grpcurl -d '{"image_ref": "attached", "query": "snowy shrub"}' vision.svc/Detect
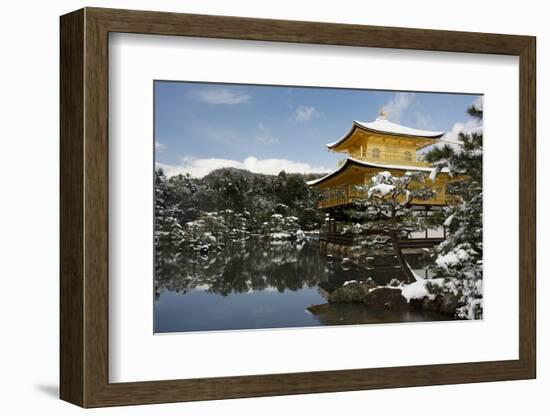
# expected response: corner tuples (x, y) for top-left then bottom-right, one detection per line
(260, 213), (306, 241)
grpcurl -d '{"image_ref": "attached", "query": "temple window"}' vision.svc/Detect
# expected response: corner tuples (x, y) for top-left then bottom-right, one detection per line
(404, 151), (412, 161)
(371, 148), (380, 159)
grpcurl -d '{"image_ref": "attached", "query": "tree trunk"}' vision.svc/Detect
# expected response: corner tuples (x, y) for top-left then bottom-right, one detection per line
(390, 232), (416, 283)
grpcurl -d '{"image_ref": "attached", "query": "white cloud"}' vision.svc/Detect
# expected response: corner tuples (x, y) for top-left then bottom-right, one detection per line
(255, 122), (279, 144)
(421, 117), (483, 154)
(442, 118), (483, 143)
(189, 88), (250, 105)
(156, 156), (329, 178)
(295, 105), (317, 122)
(432, 96), (483, 148)
(382, 93), (415, 122)
(155, 141), (165, 151)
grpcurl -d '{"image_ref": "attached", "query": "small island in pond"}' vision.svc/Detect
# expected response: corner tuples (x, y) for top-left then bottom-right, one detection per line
(154, 81), (483, 333)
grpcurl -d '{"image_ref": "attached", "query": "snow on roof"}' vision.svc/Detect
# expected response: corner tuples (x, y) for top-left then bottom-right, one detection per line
(355, 118), (444, 138)
(306, 157), (449, 186)
(326, 117), (444, 149)
(347, 158), (449, 173)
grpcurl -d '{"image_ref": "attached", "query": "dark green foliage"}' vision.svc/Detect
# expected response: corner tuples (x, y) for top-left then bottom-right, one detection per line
(424, 131), (482, 188)
(423, 105), (483, 319)
(155, 167), (325, 233)
(467, 104), (483, 120)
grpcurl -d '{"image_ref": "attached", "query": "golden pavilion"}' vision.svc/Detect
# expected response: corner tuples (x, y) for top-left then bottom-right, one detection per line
(307, 110), (456, 209)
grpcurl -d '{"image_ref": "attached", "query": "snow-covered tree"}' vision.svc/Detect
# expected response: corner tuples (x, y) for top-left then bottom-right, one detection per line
(219, 209), (249, 236)
(154, 167), (324, 233)
(178, 211), (228, 252)
(154, 169), (168, 233)
(155, 169), (184, 244)
(424, 104), (483, 319)
(260, 213), (305, 241)
(346, 171), (436, 283)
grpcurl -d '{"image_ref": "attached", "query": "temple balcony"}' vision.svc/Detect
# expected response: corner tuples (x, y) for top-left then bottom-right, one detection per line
(318, 190), (458, 209)
(318, 190), (368, 208)
(337, 151), (429, 168)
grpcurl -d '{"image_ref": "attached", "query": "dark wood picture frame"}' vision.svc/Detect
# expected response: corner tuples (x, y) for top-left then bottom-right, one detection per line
(60, 7), (536, 408)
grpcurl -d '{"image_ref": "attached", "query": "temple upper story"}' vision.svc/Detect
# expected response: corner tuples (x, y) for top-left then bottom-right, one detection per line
(326, 110), (444, 168)
(307, 111), (457, 209)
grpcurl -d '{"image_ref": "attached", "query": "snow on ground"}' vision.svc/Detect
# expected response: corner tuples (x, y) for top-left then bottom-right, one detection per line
(399, 278), (445, 302)
(409, 267), (426, 282)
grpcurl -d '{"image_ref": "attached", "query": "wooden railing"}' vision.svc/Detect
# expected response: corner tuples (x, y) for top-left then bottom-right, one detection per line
(340, 151), (430, 167)
(318, 190), (451, 209)
(318, 195), (349, 208)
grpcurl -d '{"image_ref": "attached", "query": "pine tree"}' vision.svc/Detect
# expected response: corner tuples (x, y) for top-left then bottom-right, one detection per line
(346, 171), (436, 283)
(424, 104), (483, 319)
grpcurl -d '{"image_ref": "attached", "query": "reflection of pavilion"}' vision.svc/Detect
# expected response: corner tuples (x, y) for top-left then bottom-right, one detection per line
(317, 251), (432, 296)
(308, 110), (462, 243)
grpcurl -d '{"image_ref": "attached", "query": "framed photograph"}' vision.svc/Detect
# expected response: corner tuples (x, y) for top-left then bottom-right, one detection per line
(60, 7), (536, 407)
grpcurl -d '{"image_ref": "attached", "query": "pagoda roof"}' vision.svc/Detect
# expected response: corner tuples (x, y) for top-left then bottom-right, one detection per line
(326, 117), (444, 150)
(306, 158), (449, 187)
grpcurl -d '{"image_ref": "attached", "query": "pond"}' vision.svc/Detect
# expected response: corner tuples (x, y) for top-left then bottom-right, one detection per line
(154, 238), (451, 333)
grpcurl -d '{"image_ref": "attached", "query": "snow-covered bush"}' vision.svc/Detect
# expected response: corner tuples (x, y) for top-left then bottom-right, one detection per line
(260, 214), (306, 241)
(218, 209), (250, 237)
(179, 212), (227, 252)
(155, 212), (184, 244)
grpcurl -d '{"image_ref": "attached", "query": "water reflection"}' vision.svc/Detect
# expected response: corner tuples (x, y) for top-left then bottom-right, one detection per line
(154, 238), (447, 333)
(155, 240), (328, 297)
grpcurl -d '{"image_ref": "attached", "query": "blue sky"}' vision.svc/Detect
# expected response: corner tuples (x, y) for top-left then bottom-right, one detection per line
(154, 81), (481, 177)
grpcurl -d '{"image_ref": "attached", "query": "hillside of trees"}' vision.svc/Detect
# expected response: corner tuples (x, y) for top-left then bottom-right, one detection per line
(155, 168), (325, 250)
